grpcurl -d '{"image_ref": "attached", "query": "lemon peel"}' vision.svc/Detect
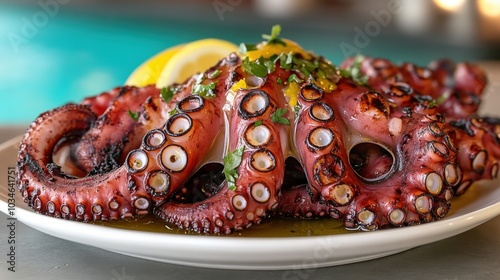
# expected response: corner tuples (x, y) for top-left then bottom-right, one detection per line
(156, 39), (238, 89)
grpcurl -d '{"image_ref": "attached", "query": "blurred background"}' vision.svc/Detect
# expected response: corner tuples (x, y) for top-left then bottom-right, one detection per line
(1, 0), (499, 125)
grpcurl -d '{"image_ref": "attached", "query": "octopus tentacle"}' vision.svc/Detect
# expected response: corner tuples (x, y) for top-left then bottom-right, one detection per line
(430, 60), (488, 120)
(275, 185), (330, 219)
(155, 63), (289, 234)
(126, 93), (224, 208)
(284, 78), (458, 230)
(82, 86), (121, 116)
(16, 104), (137, 220)
(126, 55), (239, 209)
(277, 56), (489, 226)
(70, 85), (160, 174)
(449, 117), (500, 195)
(341, 56), (488, 120)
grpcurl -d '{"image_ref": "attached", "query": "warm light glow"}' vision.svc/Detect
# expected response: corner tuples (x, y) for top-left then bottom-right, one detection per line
(478, 0), (500, 17)
(433, 0), (466, 12)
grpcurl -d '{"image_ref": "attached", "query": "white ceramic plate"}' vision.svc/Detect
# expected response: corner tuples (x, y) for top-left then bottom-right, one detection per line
(1, 135), (500, 270)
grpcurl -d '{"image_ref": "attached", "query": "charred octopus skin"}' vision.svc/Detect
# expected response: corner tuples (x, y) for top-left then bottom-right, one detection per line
(340, 55), (488, 121)
(276, 55), (496, 230)
(16, 31), (499, 234)
(448, 117), (500, 195)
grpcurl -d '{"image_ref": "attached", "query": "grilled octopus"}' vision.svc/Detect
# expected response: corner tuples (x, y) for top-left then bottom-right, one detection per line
(16, 36), (499, 233)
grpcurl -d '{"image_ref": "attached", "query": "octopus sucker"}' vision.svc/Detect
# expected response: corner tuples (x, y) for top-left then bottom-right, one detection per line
(71, 85), (160, 174)
(155, 59), (289, 232)
(16, 29), (500, 234)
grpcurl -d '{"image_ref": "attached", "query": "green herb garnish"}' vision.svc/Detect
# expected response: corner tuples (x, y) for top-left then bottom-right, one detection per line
(277, 77), (283, 84)
(262, 25), (286, 46)
(278, 52), (293, 70)
(223, 146), (245, 191)
(317, 59), (340, 82)
(254, 120), (263, 127)
(192, 82), (216, 97)
(161, 86), (175, 103)
(238, 43), (257, 55)
(192, 74), (216, 97)
(242, 56), (268, 78)
(339, 54), (368, 86)
(271, 108), (290, 125)
(263, 59), (276, 74)
(128, 110), (140, 121)
(208, 69), (221, 79)
(429, 91), (451, 107)
(293, 104), (302, 118)
(288, 73), (303, 84)
(168, 108), (178, 116)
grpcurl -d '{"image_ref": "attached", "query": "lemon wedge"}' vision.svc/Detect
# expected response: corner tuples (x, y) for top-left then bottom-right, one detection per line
(126, 44), (184, 87)
(156, 39), (238, 89)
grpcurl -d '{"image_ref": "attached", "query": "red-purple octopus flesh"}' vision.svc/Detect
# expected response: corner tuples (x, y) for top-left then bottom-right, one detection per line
(16, 37), (499, 234)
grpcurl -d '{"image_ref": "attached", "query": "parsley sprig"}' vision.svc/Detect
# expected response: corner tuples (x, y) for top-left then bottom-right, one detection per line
(262, 25), (286, 46)
(429, 91), (451, 108)
(208, 69), (221, 79)
(293, 104), (302, 118)
(238, 43), (257, 55)
(223, 146), (245, 191)
(242, 56), (269, 78)
(193, 82), (216, 97)
(239, 25), (285, 55)
(271, 108), (290, 125)
(288, 73), (303, 84)
(278, 52), (294, 70)
(339, 54), (369, 86)
(238, 25), (339, 85)
(274, 52), (338, 83)
(192, 74), (217, 98)
(168, 108), (178, 116)
(128, 110), (140, 121)
(161, 86), (175, 103)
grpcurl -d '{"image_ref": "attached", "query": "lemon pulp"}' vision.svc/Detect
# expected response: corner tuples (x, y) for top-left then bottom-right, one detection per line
(126, 45), (184, 87)
(156, 39), (238, 88)
(126, 39), (238, 89)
